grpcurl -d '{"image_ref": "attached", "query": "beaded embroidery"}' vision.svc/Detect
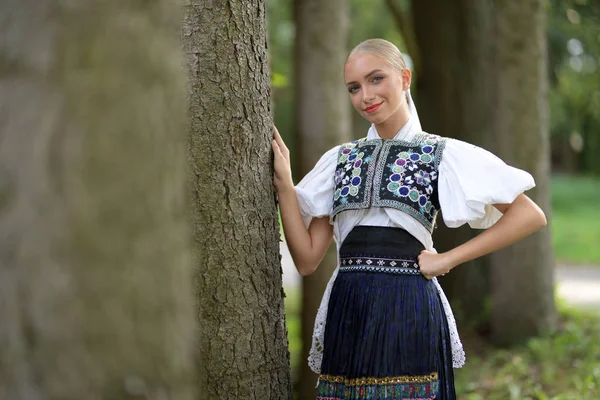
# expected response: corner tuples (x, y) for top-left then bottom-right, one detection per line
(373, 133), (447, 232)
(332, 133), (447, 233)
(332, 138), (383, 215)
(317, 372), (439, 400)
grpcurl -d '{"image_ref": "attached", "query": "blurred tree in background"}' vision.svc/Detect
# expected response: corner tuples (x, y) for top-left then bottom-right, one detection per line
(484, 0), (556, 345)
(293, 0), (351, 396)
(412, 0), (556, 344)
(410, 0), (494, 332)
(0, 1), (196, 398)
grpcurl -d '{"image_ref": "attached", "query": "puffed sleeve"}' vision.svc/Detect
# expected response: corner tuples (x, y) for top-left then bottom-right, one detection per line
(294, 145), (340, 228)
(438, 138), (535, 229)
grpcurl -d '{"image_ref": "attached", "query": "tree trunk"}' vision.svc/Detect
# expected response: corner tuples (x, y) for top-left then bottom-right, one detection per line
(488, 0), (556, 345)
(411, 0), (493, 328)
(182, 1), (292, 399)
(294, 0), (350, 397)
(412, 0), (556, 343)
(0, 2), (195, 399)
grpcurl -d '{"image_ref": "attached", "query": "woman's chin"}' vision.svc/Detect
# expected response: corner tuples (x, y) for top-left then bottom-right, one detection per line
(364, 114), (386, 125)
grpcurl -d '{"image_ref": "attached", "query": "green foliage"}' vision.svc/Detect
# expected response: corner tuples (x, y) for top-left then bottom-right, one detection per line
(455, 304), (600, 399)
(548, 0), (600, 175)
(348, 0), (404, 50)
(267, 0), (295, 153)
(267, 0), (294, 81)
(284, 287), (301, 382)
(551, 175), (600, 264)
(271, 72), (289, 89)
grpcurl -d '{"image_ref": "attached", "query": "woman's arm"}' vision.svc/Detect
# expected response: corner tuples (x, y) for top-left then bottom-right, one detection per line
(272, 127), (333, 276)
(418, 193), (547, 279)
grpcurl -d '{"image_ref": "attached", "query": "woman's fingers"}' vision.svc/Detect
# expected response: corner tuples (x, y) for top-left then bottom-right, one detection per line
(273, 125), (282, 145)
(273, 125), (289, 154)
(272, 140), (287, 166)
(272, 137), (293, 191)
(418, 250), (433, 279)
(272, 139), (283, 158)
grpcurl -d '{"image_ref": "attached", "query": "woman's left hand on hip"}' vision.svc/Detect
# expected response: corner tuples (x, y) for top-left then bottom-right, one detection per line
(417, 250), (454, 280)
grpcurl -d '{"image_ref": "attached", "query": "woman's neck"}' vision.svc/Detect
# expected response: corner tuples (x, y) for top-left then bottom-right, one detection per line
(374, 106), (411, 140)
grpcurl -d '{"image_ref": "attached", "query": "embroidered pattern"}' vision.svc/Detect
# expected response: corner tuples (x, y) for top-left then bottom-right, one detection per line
(340, 265), (421, 276)
(317, 372), (439, 400)
(332, 139), (383, 216)
(331, 133), (447, 233)
(339, 256), (420, 275)
(373, 133), (447, 233)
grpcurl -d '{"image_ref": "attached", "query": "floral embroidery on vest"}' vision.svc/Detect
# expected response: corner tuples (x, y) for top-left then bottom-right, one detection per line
(332, 133), (447, 233)
(332, 138), (383, 213)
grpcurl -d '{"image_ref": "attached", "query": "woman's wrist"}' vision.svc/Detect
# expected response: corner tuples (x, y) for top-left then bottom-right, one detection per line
(443, 250), (461, 271)
(276, 181), (296, 196)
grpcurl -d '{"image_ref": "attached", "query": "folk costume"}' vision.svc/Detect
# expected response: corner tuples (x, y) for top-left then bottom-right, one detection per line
(295, 91), (535, 400)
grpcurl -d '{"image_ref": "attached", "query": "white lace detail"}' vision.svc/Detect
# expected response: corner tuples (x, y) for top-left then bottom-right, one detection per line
(308, 266), (340, 373)
(432, 277), (466, 368)
(307, 269), (465, 373)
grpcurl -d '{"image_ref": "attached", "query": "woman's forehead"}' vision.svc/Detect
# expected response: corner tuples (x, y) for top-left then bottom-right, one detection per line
(344, 53), (391, 79)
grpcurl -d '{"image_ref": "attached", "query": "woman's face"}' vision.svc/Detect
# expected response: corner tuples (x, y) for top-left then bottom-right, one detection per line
(344, 53), (411, 125)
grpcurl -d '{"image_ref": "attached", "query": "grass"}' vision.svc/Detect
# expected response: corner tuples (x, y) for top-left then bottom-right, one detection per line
(285, 288), (600, 398)
(454, 302), (600, 399)
(284, 287), (302, 382)
(551, 175), (600, 265)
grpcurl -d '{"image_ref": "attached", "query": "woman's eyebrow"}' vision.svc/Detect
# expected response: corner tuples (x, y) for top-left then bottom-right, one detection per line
(345, 69), (384, 86)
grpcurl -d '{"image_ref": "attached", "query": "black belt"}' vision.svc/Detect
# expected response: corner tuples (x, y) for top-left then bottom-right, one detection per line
(339, 226), (424, 276)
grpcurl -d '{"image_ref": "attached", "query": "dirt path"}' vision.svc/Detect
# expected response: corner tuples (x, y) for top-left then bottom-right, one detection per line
(555, 264), (600, 309)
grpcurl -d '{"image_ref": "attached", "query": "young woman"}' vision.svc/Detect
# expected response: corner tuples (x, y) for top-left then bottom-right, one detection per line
(272, 38), (547, 400)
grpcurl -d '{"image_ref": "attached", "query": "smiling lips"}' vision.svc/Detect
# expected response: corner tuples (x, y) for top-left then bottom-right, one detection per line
(364, 102), (383, 114)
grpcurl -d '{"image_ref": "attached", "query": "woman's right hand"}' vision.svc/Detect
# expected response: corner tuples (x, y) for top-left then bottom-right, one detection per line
(272, 125), (294, 193)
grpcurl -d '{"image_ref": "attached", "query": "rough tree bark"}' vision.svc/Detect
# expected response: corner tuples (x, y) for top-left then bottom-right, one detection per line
(182, 1), (292, 399)
(0, 1), (195, 399)
(294, 0), (350, 397)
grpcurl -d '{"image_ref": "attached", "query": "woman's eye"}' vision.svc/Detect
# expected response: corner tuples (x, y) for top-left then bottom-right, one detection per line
(348, 85), (359, 93)
(372, 76), (383, 83)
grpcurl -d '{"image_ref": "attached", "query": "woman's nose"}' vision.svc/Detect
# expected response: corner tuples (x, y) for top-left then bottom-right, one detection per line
(362, 87), (374, 103)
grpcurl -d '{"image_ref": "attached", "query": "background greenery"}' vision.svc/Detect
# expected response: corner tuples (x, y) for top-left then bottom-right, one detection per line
(551, 176), (600, 265)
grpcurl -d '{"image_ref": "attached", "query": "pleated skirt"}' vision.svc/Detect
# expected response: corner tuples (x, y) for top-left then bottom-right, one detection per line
(316, 226), (456, 400)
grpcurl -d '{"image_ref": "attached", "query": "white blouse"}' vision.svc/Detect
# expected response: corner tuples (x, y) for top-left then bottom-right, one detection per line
(295, 120), (536, 374)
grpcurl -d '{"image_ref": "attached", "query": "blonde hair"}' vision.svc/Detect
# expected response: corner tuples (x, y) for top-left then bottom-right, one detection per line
(347, 38), (407, 72)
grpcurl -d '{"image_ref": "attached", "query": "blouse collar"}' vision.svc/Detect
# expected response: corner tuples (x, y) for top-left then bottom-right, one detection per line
(366, 115), (419, 142)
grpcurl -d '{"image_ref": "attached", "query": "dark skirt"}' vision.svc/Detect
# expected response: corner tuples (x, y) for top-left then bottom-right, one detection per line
(317, 226), (456, 400)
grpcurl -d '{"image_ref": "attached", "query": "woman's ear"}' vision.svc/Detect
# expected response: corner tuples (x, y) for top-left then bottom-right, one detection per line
(401, 69), (412, 91)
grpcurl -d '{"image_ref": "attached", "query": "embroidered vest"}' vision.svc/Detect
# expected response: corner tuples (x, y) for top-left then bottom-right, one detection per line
(332, 132), (448, 233)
